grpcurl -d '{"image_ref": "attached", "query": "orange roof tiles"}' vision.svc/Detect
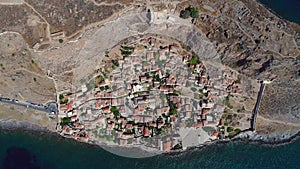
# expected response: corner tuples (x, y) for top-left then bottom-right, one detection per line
(67, 103), (72, 112)
(163, 141), (171, 152)
(143, 126), (150, 137)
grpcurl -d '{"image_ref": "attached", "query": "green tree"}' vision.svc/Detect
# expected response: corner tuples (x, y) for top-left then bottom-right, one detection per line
(234, 128), (241, 134)
(227, 126), (234, 133)
(112, 60), (119, 67)
(111, 106), (120, 118)
(95, 75), (105, 85)
(181, 10), (191, 19)
(189, 55), (199, 65)
(59, 94), (64, 100)
(169, 109), (178, 115)
(60, 117), (71, 126)
(190, 7), (199, 18)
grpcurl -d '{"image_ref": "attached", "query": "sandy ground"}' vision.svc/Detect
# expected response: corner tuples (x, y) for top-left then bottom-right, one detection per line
(256, 116), (300, 135)
(0, 103), (57, 131)
(0, 33), (56, 103)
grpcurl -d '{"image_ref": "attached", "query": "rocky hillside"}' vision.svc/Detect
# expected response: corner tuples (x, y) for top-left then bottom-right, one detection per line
(174, 0), (300, 129)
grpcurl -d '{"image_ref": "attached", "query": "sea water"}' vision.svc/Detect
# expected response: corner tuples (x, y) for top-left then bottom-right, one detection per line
(258, 0), (300, 24)
(0, 131), (299, 169)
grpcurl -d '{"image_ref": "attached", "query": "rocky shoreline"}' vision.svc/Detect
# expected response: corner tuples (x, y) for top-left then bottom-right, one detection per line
(0, 120), (49, 132)
(1, 120), (299, 158)
(232, 129), (300, 146)
(167, 129), (300, 156)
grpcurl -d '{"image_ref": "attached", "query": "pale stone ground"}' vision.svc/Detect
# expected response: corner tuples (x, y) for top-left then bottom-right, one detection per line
(0, 0), (23, 5)
(179, 127), (210, 149)
(31, 11), (218, 92)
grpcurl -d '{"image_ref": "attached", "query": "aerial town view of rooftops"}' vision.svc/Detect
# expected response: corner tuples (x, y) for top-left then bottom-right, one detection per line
(57, 35), (251, 152)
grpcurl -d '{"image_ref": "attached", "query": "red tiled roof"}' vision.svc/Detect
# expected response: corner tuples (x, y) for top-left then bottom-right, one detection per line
(163, 141), (171, 152)
(143, 126), (150, 137)
(67, 103), (72, 111)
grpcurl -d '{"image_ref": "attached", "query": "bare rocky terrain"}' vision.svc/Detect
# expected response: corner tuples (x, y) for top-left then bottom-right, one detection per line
(0, 0), (299, 136)
(0, 4), (48, 47)
(0, 33), (56, 103)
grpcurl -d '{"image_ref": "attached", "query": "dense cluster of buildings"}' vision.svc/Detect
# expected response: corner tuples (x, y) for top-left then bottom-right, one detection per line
(57, 36), (243, 152)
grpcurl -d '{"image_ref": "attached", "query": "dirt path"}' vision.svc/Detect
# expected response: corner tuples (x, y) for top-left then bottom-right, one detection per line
(257, 116), (300, 127)
(23, 1), (51, 42)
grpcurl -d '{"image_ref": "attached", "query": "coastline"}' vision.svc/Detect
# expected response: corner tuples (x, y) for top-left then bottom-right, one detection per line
(0, 120), (162, 158)
(1, 120), (299, 158)
(166, 129), (300, 156)
(255, 0), (299, 25)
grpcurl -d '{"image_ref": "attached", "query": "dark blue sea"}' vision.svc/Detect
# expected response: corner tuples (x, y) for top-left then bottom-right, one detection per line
(258, 0), (300, 24)
(0, 131), (299, 169)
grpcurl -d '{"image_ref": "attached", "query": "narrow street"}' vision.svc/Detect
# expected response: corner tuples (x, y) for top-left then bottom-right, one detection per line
(0, 97), (57, 114)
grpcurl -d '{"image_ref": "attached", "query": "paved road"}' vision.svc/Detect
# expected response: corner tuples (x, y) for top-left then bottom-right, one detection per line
(250, 83), (266, 131)
(0, 97), (58, 113)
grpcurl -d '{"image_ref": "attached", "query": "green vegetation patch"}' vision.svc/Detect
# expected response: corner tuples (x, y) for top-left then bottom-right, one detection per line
(95, 75), (105, 84)
(188, 55), (200, 65)
(234, 128), (241, 134)
(156, 128), (165, 135)
(112, 60), (119, 67)
(173, 90), (180, 96)
(227, 126), (234, 133)
(121, 45), (134, 57)
(111, 106), (120, 118)
(86, 79), (96, 91)
(60, 117), (71, 126)
(169, 109), (178, 115)
(223, 94), (233, 109)
(59, 94), (69, 104)
(180, 6), (199, 19)
(168, 100), (178, 116)
(100, 85), (109, 91)
(172, 143), (183, 150)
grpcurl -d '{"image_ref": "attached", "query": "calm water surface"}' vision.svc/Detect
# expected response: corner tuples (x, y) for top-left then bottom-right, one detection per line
(258, 0), (300, 24)
(0, 131), (299, 169)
